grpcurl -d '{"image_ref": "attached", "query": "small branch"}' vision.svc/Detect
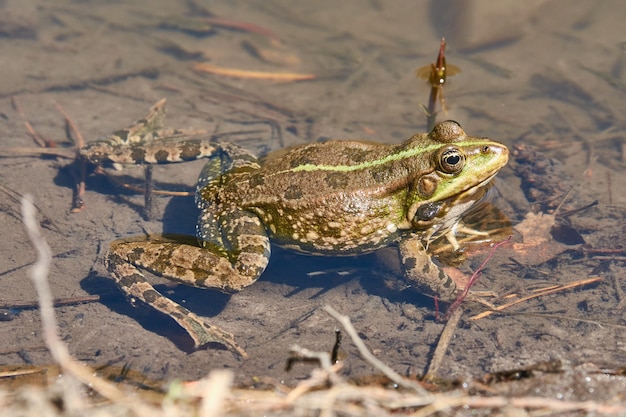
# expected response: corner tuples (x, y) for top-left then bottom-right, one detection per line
(11, 96), (49, 148)
(424, 307), (462, 379)
(0, 147), (76, 159)
(445, 235), (512, 319)
(54, 101), (85, 149)
(0, 295), (101, 312)
(471, 276), (602, 320)
(21, 194), (156, 414)
(323, 305), (429, 395)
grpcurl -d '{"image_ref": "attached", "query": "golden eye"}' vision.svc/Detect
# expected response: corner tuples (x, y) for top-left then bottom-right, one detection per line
(437, 147), (465, 174)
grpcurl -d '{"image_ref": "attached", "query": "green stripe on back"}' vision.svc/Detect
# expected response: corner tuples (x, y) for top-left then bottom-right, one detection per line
(289, 140), (494, 173)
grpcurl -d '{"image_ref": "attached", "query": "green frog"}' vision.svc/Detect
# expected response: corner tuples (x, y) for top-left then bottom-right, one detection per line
(82, 100), (509, 357)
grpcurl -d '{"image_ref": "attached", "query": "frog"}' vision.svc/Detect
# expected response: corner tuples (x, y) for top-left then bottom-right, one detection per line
(81, 100), (509, 357)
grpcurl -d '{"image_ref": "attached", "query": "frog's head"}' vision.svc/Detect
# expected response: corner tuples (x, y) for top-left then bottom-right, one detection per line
(405, 120), (509, 232)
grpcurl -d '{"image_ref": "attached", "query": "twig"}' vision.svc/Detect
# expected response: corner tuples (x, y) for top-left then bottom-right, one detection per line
(0, 147), (75, 159)
(21, 194), (157, 414)
(51, 102), (88, 212)
(285, 346), (344, 403)
(424, 307), (462, 379)
(54, 102), (85, 149)
(445, 236), (512, 319)
(189, 369), (234, 417)
(471, 276), (602, 320)
(286, 345), (336, 374)
(194, 62), (315, 81)
(0, 295), (101, 311)
(11, 96), (49, 148)
(411, 394), (626, 417)
(323, 305), (429, 395)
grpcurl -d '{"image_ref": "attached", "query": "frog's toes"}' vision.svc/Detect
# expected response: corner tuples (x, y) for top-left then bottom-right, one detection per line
(181, 311), (248, 358)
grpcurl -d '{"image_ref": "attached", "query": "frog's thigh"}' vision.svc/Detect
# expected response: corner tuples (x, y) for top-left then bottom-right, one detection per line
(109, 239), (268, 292)
(398, 235), (457, 301)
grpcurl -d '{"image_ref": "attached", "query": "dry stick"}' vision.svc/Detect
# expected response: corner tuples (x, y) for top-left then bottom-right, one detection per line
(425, 238), (511, 376)
(194, 369), (234, 417)
(54, 102), (85, 149)
(500, 311), (626, 329)
(424, 307), (462, 379)
(21, 194), (156, 415)
(323, 305), (430, 396)
(0, 147), (76, 159)
(285, 349), (344, 404)
(470, 277), (602, 320)
(53, 102), (89, 212)
(94, 166), (193, 197)
(194, 62), (315, 81)
(0, 295), (101, 311)
(445, 236), (512, 320)
(411, 394), (626, 417)
(11, 96), (48, 148)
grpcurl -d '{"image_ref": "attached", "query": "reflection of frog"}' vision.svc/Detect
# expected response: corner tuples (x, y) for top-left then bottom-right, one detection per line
(82, 101), (508, 356)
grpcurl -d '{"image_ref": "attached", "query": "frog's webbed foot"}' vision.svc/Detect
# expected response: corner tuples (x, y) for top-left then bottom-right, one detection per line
(149, 286), (247, 357)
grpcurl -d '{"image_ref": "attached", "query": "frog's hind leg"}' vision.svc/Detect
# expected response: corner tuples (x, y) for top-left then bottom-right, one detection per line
(106, 210), (270, 356)
(105, 235), (269, 357)
(106, 247), (246, 357)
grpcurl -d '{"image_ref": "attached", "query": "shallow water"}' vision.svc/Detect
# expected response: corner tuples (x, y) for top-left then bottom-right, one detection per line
(0, 0), (625, 386)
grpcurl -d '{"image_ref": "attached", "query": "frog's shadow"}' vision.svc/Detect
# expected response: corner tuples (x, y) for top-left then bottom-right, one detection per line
(264, 248), (431, 307)
(82, 196), (430, 352)
(54, 163), (198, 220)
(82, 258), (427, 354)
(160, 195), (425, 308)
(161, 195), (198, 235)
(80, 195), (220, 353)
(81, 272), (233, 353)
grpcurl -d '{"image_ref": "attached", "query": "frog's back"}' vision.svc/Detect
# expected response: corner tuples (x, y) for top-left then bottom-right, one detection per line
(260, 139), (384, 169)
(242, 139), (422, 204)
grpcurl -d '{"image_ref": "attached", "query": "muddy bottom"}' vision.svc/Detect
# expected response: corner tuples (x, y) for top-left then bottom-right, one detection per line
(1, 0), (626, 411)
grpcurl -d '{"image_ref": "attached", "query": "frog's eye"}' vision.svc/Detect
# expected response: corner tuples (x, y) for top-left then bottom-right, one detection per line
(437, 147), (465, 174)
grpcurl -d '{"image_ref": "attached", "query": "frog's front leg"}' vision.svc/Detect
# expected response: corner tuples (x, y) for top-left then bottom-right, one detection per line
(105, 213), (270, 357)
(398, 234), (458, 301)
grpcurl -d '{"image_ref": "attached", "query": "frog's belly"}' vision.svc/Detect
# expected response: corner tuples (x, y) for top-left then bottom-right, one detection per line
(268, 216), (402, 256)
(249, 194), (406, 255)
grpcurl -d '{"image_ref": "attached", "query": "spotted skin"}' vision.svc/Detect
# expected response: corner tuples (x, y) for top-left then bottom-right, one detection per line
(80, 99), (217, 166)
(95, 101), (509, 356)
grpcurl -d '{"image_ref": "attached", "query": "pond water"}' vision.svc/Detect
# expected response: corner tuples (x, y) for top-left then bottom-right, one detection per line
(0, 0), (625, 387)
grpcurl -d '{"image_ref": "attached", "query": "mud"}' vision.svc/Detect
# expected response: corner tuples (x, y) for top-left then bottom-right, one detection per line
(1, 0), (625, 405)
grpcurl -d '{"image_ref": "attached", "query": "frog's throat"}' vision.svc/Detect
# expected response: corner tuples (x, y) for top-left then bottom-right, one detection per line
(404, 174), (496, 227)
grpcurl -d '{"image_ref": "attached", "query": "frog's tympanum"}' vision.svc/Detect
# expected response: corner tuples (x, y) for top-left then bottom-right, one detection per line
(81, 100), (509, 356)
